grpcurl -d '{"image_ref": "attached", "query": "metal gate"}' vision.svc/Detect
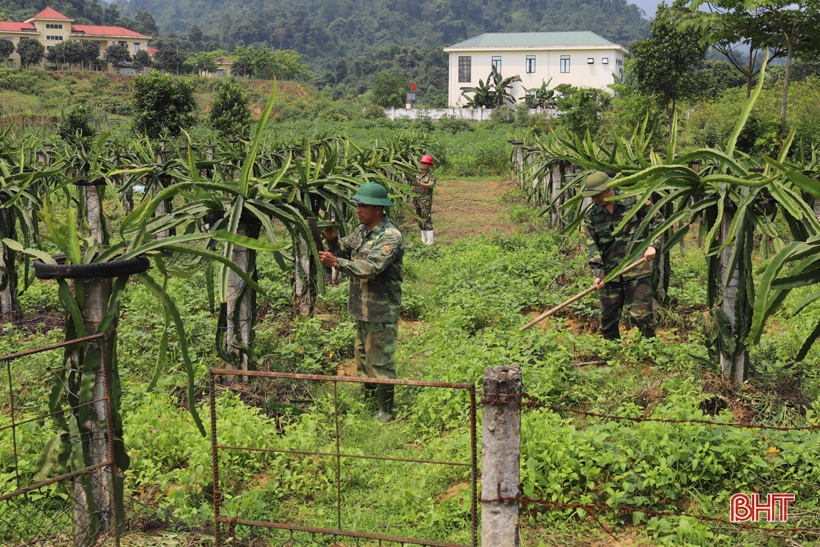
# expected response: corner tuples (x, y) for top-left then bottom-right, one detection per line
(209, 368), (478, 547)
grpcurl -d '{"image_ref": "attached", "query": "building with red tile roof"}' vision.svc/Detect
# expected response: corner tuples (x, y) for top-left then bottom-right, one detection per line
(0, 6), (152, 74)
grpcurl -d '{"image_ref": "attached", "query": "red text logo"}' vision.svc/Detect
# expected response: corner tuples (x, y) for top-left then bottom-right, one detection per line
(730, 493), (795, 522)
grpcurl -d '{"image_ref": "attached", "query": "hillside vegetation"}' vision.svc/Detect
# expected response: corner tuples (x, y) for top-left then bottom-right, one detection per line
(118, 0), (650, 71)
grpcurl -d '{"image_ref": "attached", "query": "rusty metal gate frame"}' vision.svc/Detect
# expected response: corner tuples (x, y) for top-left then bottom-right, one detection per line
(209, 368), (478, 547)
(0, 333), (118, 544)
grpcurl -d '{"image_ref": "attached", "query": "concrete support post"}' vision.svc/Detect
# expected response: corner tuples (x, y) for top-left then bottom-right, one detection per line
(482, 366), (521, 547)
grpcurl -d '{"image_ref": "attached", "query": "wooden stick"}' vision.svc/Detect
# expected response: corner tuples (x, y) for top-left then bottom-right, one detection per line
(519, 258), (648, 331)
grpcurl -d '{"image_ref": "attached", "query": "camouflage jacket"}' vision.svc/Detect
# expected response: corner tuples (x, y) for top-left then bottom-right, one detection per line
(583, 193), (663, 280)
(328, 217), (404, 323)
(414, 171), (436, 200)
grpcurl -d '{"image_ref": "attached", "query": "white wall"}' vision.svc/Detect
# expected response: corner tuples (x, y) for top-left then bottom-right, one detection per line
(447, 47), (625, 107)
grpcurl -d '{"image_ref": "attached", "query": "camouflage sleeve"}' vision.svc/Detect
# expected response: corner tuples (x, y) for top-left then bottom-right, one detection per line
(336, 233), (401, 280)
(327, 234), (353, 260)
(583, 216), (605, 279)
(429, 173), (437, 188)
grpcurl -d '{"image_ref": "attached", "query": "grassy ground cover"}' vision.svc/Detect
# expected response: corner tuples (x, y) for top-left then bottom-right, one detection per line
(2, 178), (820, 547)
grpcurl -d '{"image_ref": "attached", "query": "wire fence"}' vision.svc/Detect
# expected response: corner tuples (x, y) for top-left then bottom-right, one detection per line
(0, 333), (119, 547)
(209, 368), (479, 547)
(482, 389), (820, 542)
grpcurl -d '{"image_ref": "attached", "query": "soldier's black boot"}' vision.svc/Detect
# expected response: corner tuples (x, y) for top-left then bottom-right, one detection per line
(641, 327), (656, 338)
(375, 385), (395, 423)
(602, 327), (621, 340)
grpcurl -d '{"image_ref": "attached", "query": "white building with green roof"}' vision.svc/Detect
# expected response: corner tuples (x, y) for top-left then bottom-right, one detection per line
(443, 31), (629, 107)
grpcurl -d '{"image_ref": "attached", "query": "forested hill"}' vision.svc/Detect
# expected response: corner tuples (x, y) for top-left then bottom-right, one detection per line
(118, 0), (651, 71)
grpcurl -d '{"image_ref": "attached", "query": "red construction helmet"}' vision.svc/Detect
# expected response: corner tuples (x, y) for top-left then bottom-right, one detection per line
(420, 154), (434, 164)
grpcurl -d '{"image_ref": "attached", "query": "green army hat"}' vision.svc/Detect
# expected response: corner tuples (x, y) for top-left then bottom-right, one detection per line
(581, 171), (613, 197)
(350, 183), (394, 207)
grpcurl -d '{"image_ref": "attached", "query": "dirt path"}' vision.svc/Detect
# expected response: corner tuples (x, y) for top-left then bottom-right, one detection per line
(429, 177), (520, 244)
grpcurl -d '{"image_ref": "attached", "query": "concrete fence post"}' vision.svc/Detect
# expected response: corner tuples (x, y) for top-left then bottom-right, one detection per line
(482, 366), (521, 547)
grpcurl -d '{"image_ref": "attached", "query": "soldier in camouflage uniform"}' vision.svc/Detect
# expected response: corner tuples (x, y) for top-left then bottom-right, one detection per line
(414, 155), (436, 245)
(319, 183), (404, 422)
(582, 171), (663, 340)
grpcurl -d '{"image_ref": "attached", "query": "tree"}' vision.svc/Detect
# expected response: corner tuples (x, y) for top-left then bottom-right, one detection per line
(701, 59), (748, 98)
(755, 1), (820, 135)
(102, 3), (120, 25)
(78, 41), (100, 70)
(0, 38), (14, 62)
(131, 70), (197, 138)
(210, 79), (251, 138)
(45, 41), (85, 70)
(271, 49), (311, 81)
(183, 50), (226, 75)
(16, 37), (44, 68)
(669, 1), (783, 99)
(132, 49), (152, 72)
(135, 7), (159, 36)
(631, 4), (707, 133)
(153, 49), (184, 74)
(103, 43), (131, 74)
(555, 85), (612, 139)
(188, 24), (203, 46)
(372, 71), (411, 108)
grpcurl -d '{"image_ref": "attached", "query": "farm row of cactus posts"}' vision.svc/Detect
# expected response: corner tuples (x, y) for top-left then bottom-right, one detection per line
(509, 64), (820, 386)
(0, 91), (427, 546)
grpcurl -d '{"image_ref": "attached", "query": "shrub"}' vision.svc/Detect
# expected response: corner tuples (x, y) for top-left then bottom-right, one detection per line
(209, 78), (251, 139)
(372, 72), (411, 108)
(57, 105), (96, 146)
(489, 105), (516, 124)
(131, 70), (197, 138)
(437, 114), (473, 135)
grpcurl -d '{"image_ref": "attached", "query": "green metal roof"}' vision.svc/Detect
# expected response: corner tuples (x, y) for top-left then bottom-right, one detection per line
(447, 31), (616, 49)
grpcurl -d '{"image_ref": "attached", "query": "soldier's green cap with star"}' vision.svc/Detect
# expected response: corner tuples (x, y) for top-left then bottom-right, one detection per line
(581, 171), (614, 197)
(350, 183), (394, 207)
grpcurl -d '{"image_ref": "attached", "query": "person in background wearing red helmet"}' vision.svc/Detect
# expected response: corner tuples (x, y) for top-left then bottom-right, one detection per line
(413, 154), (436, 245)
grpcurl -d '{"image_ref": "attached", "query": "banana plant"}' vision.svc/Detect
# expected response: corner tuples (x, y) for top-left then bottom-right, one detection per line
(522, 78), (557, 109)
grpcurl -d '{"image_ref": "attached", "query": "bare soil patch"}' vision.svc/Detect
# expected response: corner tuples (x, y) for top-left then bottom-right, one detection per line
(430, 178), (520, 243)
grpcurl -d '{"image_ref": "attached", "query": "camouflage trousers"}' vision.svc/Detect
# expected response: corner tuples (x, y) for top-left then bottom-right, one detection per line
(598, 275), (655, 340)
(355, 320), (398, 379)
(414, 196), (433, 230)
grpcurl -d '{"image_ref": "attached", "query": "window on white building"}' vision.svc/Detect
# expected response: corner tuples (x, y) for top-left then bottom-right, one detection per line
(46, 23), (63, 29)
(560, 55), (570, 73)
(587, 58), (594, 64)
(525, 55), (535, 73)
(46, 35), (64, 41)
(492, 56), (501, 73)
(602, 57), (609, 64)
(134, 43), (141, 53)
(458, 56), (471, 83)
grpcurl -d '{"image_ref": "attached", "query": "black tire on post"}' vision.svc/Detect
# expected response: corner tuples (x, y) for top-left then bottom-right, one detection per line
(33, 255), (150, 280)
